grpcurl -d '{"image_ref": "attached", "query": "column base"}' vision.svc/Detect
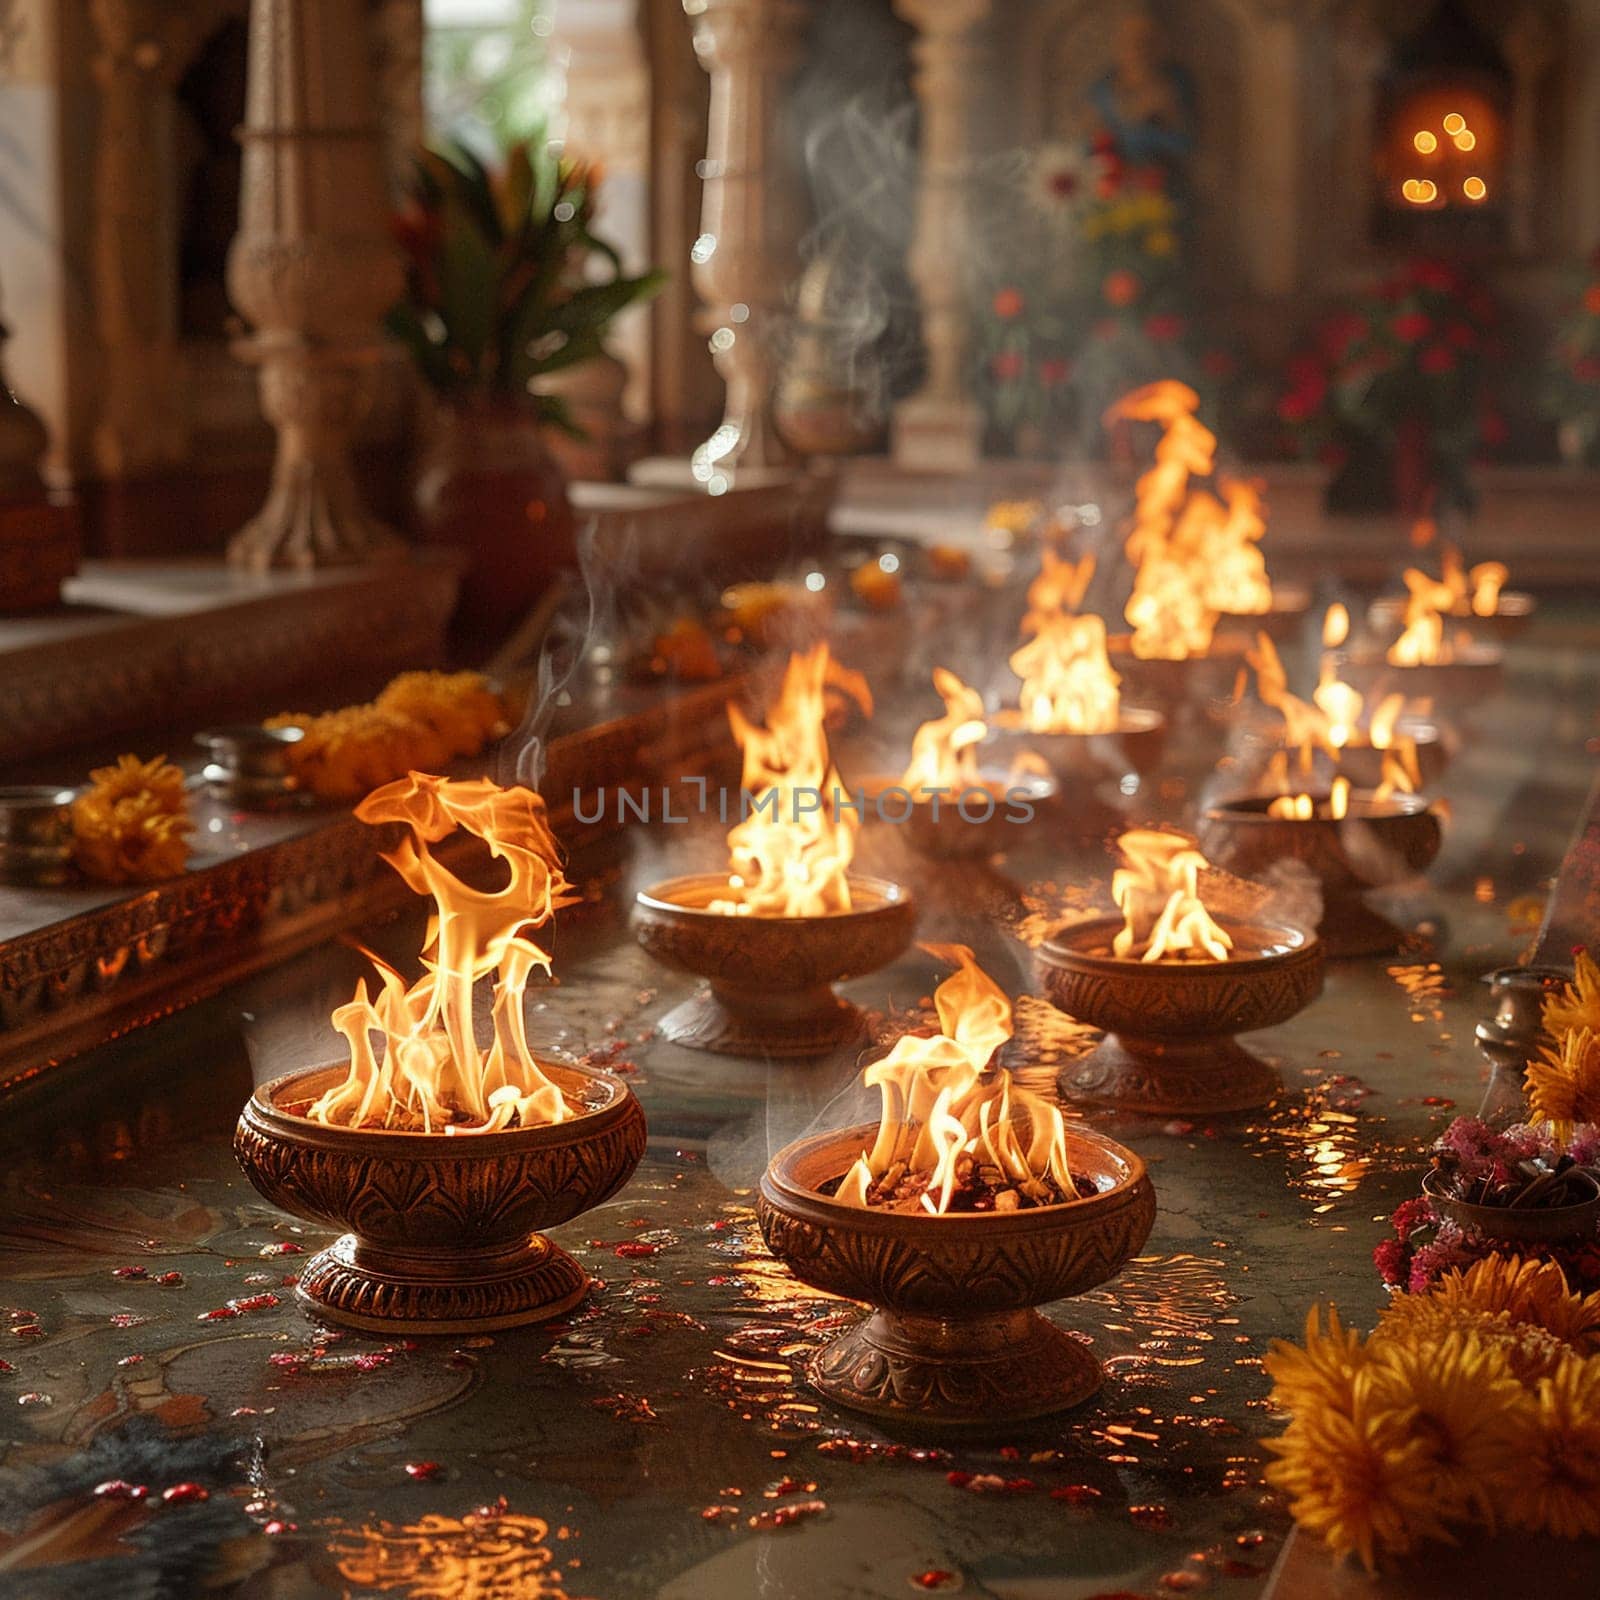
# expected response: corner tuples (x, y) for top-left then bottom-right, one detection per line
(891, 395), (982, 474)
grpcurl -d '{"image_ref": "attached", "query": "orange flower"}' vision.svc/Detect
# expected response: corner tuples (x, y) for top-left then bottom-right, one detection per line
(1584, 283), (1600, 316)
(1103, 270), (1140, 308)
(992, 287), (1025, 320)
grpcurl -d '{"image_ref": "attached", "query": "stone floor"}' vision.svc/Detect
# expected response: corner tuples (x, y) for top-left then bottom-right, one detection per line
(0, 601), (1597, 1598)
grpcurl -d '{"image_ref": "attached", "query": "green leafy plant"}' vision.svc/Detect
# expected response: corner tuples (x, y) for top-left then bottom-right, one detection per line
(388, 140), (664, 433)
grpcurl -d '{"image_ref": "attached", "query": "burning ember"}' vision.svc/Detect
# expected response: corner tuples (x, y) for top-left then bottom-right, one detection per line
(715, 643), (871, 917)
(1111, 829), (1233, 962)
(309, 774), (577, 1134)
(1105, 381), (1273, 659)
(900, 668), (987, 796)
(1010, 555), (1122, 735)
(835, 946), (1094, 1214)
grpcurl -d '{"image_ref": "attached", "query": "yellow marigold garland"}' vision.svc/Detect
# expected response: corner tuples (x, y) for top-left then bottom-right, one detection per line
(72, 754), (193, 884)
(1525, 1025), (1600, 1142)
(1266, 1256), (1600, 1568)
(267, 671), (509, 803)
(1545, 948), (1600, 1039)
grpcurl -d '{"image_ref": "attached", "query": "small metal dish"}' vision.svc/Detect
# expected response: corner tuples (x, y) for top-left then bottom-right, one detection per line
(195, 724), (305, 809)
(0, 785), (78, 887)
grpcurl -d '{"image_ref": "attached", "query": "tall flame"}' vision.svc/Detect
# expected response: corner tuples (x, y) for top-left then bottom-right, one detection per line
(1470, 560), (1508, 618)
(1010, 554), (1121, 735)
(1112, 828), (1233, 963)
(309, 774), (577, 1133)
(901, 668), (987, 795)
(836, 946), (1081, 1214)
(717, 643), (870, 917)
(1106, 381), (1272, 658)
(1387, 566), (1457, 666)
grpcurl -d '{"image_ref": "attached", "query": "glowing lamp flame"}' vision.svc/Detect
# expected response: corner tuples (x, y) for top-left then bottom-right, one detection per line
(1269, 777), (1350, 821)
(1105, 382), (1269, 657)
(836, 945), (1080, 1214)
(1470, 560), (1508, 618)
(1112, 829), (1233, 963)
(716, 643), (870, 917)
(1323, 604), (1350, 649)
(1387, 566), (1457, 666)
(901, 668), (987, 796)
(309, 774), (577, 1133)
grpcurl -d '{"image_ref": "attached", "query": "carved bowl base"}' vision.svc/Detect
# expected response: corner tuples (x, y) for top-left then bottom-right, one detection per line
(807, 1307), (1102, 1429)
(656, 985), (865, 1058)
(1060, 1032), (1280, 1115)
(297, 1232), (589, 1335)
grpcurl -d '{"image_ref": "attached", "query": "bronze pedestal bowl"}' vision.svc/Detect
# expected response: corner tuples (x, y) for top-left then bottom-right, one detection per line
(1107, 633), (1252, 723)
(234, 1061), (646, 1335)
(1199, 791), (1443, 957)
(1215, 582), (1312, 643)
(1368, 591), (1536, 644)
(1330, 717), (1448, 790)
(859, 773), (1057, 860)
(988, 707), (1167, 788)
(1332, 644), (1504, 707)
(631, 872), (916, 1056)
(758, 1123), (1155, 1429)
(1037, 916), (1324, 1114)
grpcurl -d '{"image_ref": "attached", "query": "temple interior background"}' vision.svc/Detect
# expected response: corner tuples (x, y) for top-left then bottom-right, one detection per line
(4, 2), (1600, 1598)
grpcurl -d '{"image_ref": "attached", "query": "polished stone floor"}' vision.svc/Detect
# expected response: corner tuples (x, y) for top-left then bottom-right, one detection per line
(1, 600), (1597, 1599)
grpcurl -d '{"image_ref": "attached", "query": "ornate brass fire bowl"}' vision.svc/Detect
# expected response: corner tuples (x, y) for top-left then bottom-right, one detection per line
(989, 707), (1167, 787)
(1368, 590), (1535, 643)
(1334, 644), (1503, 706)
(861, 773), (1056, 859)
(632, 872), (916, 1057)
(1199, 792), (1442, 957)
(234, 1061), (647, 1334)
(1107, 633), (1251, 719)
(1216, 582), (1312, 642)
(757, 1123), (1155, 1429)
(1036, 915), (1324, 1114)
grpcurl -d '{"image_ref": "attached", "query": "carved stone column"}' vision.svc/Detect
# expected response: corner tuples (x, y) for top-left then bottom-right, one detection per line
(225, 0), (404, 569)
(1503, 7), (1556, 256)
(682, 0), (807, 486)
(88, 0), (199, 477)
(891, 0), (987, 474)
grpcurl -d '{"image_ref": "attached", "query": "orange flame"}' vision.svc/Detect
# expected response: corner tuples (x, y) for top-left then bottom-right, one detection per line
(1106, 382), (1271, 657)
(836, 946), (1080, 1214)
(1387, 566), (1458, 665)
(901, 668), (987, 795)
(716, 643), (870, 917)
(309, 775), (577, 1132)
(1269, 776), (1350, 821)
(1010, 554), (1121, 735)
(1112, 829), (1233, 962)
(1470, 560), (1508, 617)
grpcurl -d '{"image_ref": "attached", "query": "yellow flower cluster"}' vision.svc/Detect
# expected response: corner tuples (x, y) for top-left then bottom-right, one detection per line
(72, 754), (193, 884)
(268, 672), (509, 803)
(1546, 947), (1600, 1039)
(1266, 1256), (1600, 1568)
(1525, 948), (1600, 1138)
(983, 500), (1042, 537)
(1082, 192), (1177, 246)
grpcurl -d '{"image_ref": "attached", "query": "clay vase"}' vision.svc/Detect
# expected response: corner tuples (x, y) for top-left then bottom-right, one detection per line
(414, 397), (579, 660)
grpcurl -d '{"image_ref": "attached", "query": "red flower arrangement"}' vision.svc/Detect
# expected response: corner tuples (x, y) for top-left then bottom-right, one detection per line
(1275, 257), (1505, 511)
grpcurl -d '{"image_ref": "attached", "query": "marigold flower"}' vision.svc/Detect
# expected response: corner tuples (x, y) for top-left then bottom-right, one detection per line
(1265, 1304), (1365, 1418)
(1503, 1355), (1600, 1538)
(1545, 948), (1600, 1039)
(1526, 1026), (1600, 1142)
(72, 755), (192, 884)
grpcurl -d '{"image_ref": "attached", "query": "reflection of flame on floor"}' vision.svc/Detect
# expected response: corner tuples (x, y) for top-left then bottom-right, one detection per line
(326, 1506), (582, 1598)
(1386, 960), (1453, 1026)
(1242, 1077), (1395, 1216)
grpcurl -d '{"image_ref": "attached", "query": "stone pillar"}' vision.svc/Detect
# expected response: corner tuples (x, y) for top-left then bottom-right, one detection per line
(88, 0), (193, 477)
(682, 0), (807, 487)
(891, 0), (987, 474)
(225, 0), (404, 569)
(1504, 7), (1556, 256)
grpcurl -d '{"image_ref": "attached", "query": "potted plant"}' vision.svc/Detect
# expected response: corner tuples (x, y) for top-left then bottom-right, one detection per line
(1543, 250), (1600, 465)
(1274, 258), (1507, 515)
(389, 140), (663, 656)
